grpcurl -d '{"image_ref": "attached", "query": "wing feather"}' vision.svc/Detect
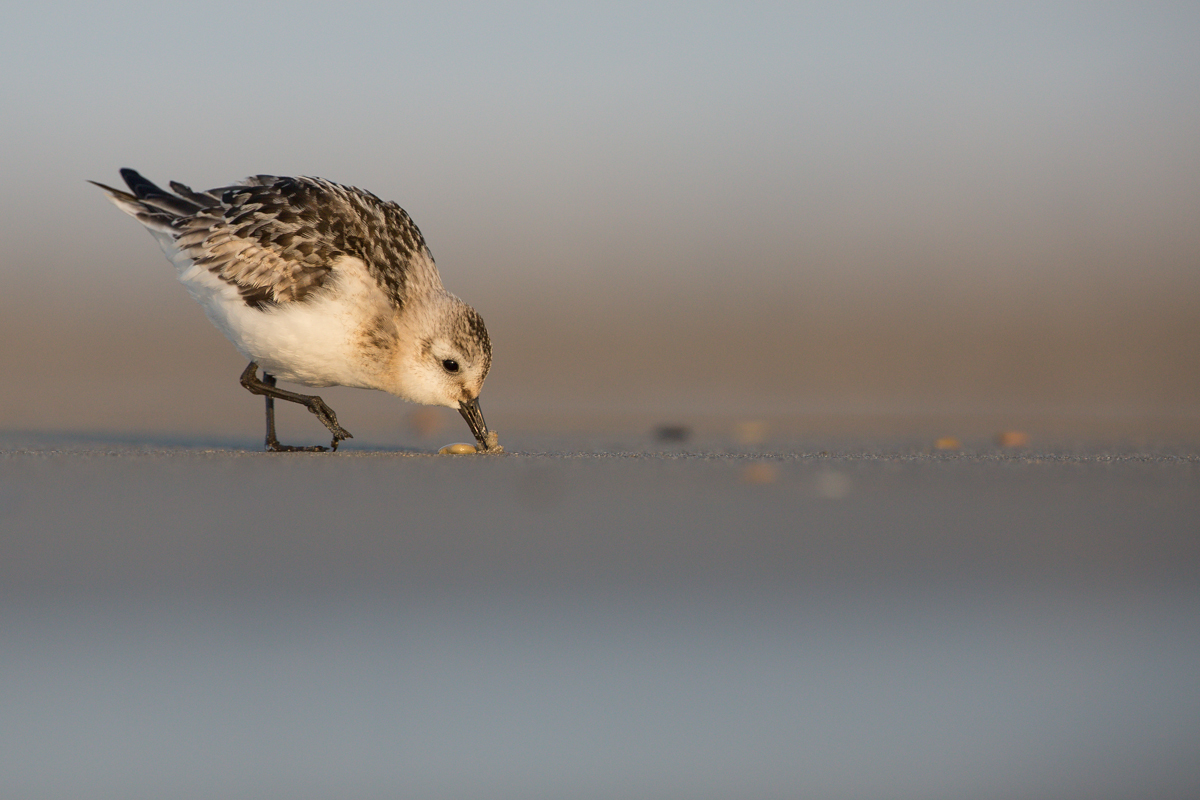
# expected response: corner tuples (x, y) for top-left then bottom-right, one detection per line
(95, 170), (440, 311)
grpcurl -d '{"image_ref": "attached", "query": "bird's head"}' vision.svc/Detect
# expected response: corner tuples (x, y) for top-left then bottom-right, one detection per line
(395, 294), (495, 450)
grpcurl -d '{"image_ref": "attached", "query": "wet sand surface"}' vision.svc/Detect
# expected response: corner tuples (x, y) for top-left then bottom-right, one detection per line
(3, 430), (1198, 799)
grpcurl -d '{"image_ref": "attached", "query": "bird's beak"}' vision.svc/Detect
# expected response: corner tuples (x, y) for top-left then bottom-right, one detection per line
(458, 396), (491, 450)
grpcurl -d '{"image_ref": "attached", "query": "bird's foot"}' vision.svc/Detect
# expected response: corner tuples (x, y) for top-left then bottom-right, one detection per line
(266, 437), (329, 453)
(304, 397), (353, 450)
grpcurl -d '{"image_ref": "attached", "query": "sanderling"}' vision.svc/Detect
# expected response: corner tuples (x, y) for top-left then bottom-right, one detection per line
(92, 169), (499, 453)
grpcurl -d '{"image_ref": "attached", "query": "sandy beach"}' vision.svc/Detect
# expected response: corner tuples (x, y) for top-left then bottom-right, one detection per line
(3, 429), (1198, 799)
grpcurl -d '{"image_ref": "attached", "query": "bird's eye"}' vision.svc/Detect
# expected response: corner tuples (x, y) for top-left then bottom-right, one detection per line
(442, 359), (459, 373)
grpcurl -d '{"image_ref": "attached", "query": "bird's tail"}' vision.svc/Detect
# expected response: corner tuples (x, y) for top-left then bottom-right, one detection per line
(89, 168), (221, 234)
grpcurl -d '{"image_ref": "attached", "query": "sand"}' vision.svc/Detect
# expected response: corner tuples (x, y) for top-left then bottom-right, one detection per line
(2, 429), (1198, 799)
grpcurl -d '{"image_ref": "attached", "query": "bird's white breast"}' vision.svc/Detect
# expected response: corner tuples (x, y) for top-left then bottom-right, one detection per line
(157, 231), (395, 390)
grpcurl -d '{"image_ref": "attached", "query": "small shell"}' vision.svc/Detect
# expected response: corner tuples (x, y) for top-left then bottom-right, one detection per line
(733, 420), (769, 446)
(438, 442), (478, 455)
(995, 430), (1030, 448)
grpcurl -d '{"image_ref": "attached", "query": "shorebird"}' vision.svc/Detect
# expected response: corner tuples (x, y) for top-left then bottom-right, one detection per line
(92, 169), (499, 453)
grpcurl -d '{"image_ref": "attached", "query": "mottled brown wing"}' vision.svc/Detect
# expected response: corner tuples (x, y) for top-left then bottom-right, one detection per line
(173, 176), (435, 310)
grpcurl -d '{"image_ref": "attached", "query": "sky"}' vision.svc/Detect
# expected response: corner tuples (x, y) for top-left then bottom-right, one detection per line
(2, 2), (1199, 426)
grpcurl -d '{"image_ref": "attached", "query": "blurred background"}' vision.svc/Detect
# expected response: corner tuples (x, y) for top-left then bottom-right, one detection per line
(3, 4), (1199, 800)
(1, 1), (1198, 439)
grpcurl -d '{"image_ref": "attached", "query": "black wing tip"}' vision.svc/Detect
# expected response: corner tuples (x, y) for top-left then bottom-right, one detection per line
(109, 168), (207, 216)
(119, 168), (161, 198)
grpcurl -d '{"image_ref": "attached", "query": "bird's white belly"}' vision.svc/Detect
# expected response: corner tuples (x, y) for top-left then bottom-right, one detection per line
(167, 243), (390, 389)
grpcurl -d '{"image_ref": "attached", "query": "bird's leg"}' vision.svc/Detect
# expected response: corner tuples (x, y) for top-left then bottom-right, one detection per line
(238, 361), (353, 452)
(262, 373), (284, 451)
